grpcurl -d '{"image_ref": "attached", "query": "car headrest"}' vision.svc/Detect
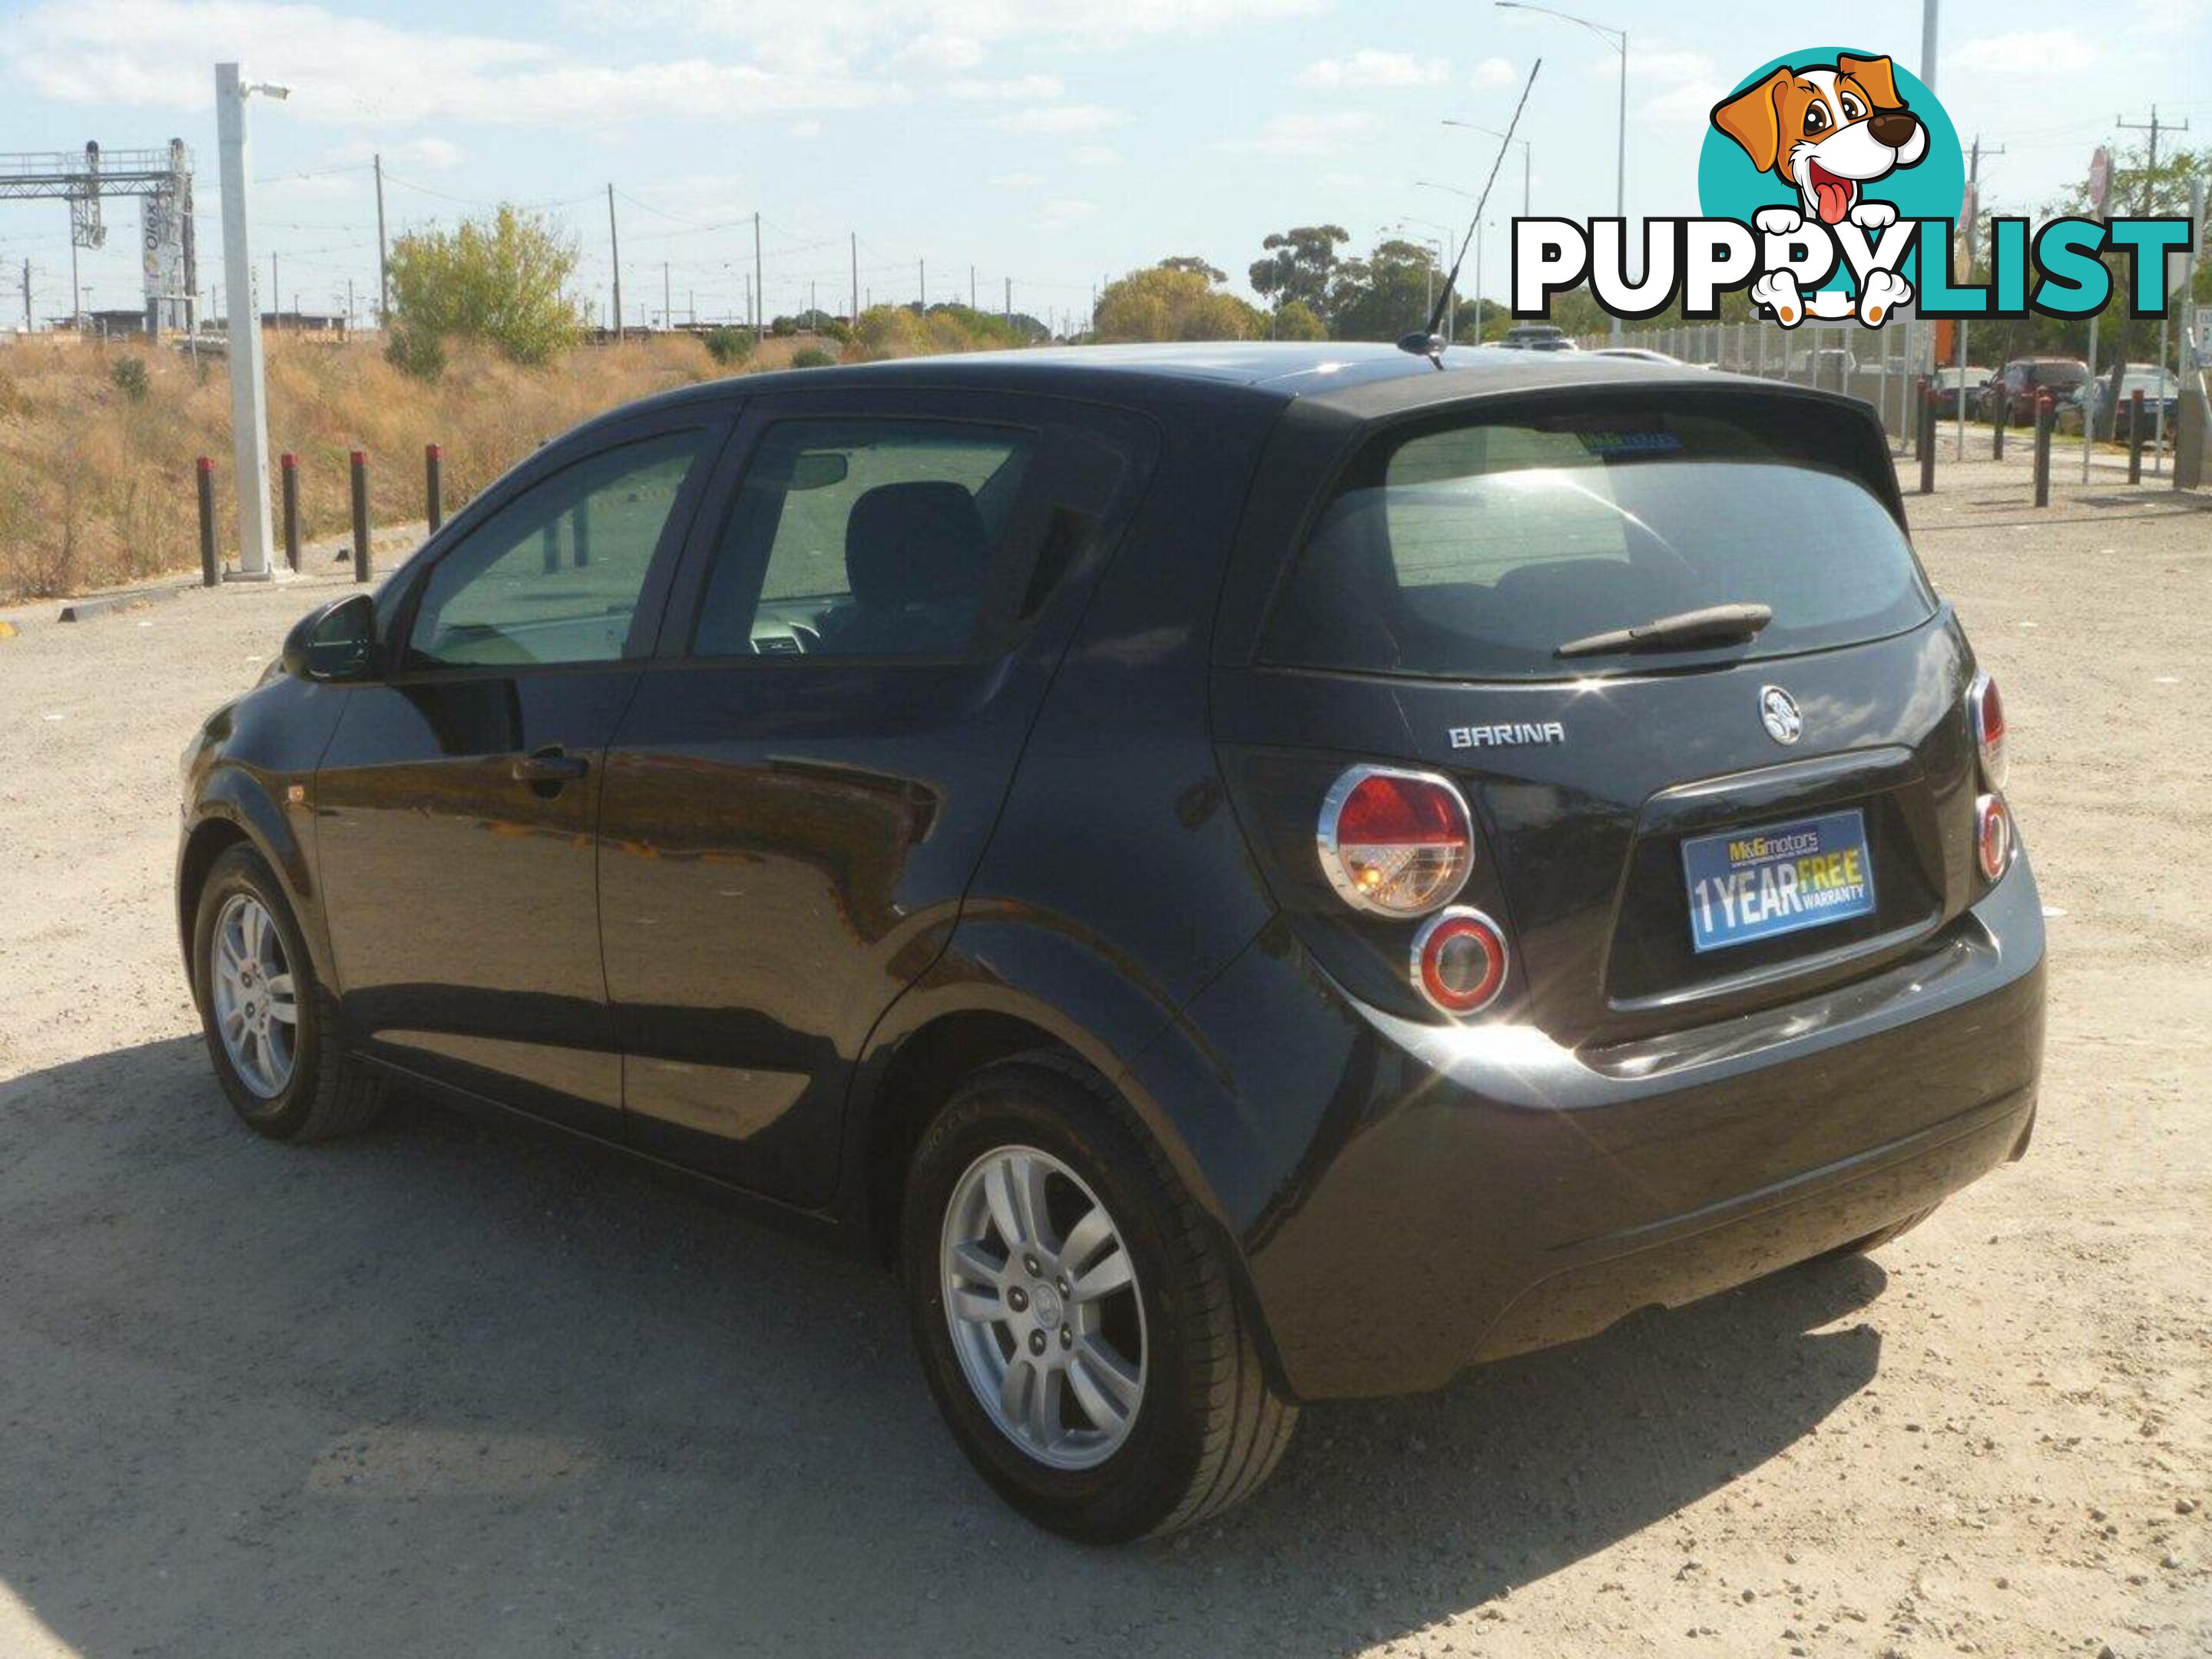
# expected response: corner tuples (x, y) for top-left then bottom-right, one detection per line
(846, 482), (990, 609)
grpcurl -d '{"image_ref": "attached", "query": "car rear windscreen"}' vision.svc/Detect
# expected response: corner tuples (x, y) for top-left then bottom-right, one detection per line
(1262, 399), (1936, 681)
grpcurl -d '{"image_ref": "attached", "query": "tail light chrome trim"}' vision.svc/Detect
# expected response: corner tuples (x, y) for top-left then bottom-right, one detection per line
(1410, 906), (1510, 1016)
(1316, 764), (1475, 917)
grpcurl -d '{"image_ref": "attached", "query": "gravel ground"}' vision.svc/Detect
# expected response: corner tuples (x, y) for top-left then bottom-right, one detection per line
(0, 461), (2206, 1658)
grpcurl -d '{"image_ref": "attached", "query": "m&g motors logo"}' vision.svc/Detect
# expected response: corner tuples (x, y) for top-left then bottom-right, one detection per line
(1512, 45), (2196, 331)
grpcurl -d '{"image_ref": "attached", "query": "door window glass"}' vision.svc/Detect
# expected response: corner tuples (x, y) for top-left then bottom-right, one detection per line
(693, 419), (1035, 657)
(408, 429), (711, 668)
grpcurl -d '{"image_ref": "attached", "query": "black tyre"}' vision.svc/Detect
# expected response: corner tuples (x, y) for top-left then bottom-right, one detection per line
(902, 1051), (1296, 1542)
(191, 843), (384, 1143)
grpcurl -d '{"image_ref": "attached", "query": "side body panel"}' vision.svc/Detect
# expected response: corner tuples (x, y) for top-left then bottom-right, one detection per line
(598, 391), (1161, 1207)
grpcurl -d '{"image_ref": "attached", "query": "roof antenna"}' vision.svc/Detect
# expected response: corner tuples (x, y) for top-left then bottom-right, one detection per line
(1399, 57), (1543, 369)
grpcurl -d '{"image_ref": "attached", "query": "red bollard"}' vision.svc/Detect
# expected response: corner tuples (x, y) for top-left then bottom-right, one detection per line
(197, 456), (218, 587)
(1919, 388), (1937, 495)
(2127, 389), (2145, 484)
(425, 442), (443, 532)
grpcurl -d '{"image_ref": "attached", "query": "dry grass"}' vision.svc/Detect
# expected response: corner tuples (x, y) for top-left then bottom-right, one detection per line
(0, 332), (817, 601)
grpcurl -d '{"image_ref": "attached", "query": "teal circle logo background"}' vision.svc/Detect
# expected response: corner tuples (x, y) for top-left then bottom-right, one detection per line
(1697, 48), (1965, 291)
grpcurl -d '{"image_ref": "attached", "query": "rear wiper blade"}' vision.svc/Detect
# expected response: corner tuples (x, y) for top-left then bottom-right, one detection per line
(1554, 602), (1773, 661)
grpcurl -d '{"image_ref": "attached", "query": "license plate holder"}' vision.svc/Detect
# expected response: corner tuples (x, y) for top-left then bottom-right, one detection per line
(1682, 809), (1877, 953)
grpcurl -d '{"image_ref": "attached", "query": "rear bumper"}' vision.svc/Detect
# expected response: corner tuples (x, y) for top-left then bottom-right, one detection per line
(1206, 855), (2046, 1402)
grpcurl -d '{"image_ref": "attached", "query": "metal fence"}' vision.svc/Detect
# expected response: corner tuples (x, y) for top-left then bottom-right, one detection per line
(1578, 320), (1947, 449)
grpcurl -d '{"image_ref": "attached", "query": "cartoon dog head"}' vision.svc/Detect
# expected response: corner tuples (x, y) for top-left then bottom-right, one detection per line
(1710, 54), (1927, 225)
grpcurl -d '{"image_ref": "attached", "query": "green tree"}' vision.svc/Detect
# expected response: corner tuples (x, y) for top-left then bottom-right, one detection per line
(386, 206), (585, 377)
(1331, 238), (1441, 342)
(1273, 300), (1327, 340)
(1093, 265), (1267, 342)
(1249, 225), (1349, 326)
(1157, 255), (1228, 283)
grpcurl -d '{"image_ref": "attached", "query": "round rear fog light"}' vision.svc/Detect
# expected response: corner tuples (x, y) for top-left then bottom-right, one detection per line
(1975, 793), (2012, 882)
(1411, 907), (1508, 1016)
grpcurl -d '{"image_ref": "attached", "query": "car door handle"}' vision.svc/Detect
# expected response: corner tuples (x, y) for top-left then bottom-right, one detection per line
(512, 748), (590, 785)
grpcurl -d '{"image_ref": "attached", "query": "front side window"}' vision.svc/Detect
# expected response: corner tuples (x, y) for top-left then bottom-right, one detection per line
(1264, 399), (1936, 681)
(407, 429), (711, 668)
(694, 419), (1037, 658)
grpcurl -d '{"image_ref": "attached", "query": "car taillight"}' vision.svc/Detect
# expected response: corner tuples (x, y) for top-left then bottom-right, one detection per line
(1970, 670), (2007, 788)
(1411, 908), (1509, 1015)
(1975, 793), (2013, 882)
(1316, 765), (1473, 916)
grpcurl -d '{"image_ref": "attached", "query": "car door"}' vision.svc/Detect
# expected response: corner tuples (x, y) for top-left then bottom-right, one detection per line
(596, 389), (1153, 1204)
(313, 406), (732, 1134)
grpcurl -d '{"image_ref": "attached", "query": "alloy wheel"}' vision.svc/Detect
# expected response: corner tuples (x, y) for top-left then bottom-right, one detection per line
(939, 1144), (1147, 1471)
(209, 892), (298, 1098)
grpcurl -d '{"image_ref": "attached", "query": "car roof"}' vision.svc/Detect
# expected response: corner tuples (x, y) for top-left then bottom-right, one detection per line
(626, 339), (1725, 422)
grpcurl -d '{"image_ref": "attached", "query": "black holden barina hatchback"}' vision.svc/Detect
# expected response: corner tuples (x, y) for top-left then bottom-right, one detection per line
(178, 343), (2045, 1541)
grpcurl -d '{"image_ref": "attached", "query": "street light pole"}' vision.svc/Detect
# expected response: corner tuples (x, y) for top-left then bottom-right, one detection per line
(215, 62), (287, 581)
(1495, 1), (1627, 343)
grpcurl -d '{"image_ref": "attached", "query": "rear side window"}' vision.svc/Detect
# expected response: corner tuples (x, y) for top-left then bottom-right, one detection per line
(694, 419), (1037, 658)
(1263, 400), (1935, 680)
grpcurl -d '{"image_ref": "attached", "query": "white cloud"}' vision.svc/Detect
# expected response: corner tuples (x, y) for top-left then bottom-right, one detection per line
(990, 102), (1125, 133)
(1618, 45), (1724, 133)
(1038, 198), (1099, 229)
(4, 0), (903, 124)
(1072, 144), (1121, 167)
(988, 169), (1045, 188)
(332, 137), (463, 171)
(1955, 29), (2105, 74)
(789, 118), (823, 138)
(583, 0), (1330, 58)
(1295, 50), (1448, 91)
(1469, 56), (1514, 90)
(1220, 111), (1377, 157)
(889, 32), (984, 71)
(947, 73), (1063, 100)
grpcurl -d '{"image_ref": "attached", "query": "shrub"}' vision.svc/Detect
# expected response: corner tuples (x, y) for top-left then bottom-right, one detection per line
(702, 326), (753, 367)
(386, 206), (585, 369)
(109, 355), (150, 401)
(790, 346), (838, 369)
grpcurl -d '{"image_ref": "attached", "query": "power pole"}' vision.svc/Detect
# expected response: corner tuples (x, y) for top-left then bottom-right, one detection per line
(2117, 105), (2186, 216)
(2117, 105), (2186, 470)
(270, 250), (277, 323)
(662, 260), (671, 330)
(1004, 276), (1012, 329)
(373, 152), (388, 324)
(919, 257), (926, 312)
(969, 264), (976, 310)
(215, 62), (276, 579)
(19, 260), (29, 331)
(606, 184), (622, 336)
(1955, 133), (2004, 459)
(850, 231), (859, 323)
(753, 211), (764, 339)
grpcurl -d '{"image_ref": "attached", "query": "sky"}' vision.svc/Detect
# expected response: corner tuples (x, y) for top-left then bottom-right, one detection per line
(1, 0), (2207, 329)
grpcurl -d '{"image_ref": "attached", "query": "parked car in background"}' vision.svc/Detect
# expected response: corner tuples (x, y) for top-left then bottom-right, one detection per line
(2087, 366), (2181, 443)
(1931, 366), (1994, 419)
(1806, 348), (1858, 389)
(1982, 358), (2090, 426)
(1498, 323), (1576, 351)
(177, 343), (2045, 1542)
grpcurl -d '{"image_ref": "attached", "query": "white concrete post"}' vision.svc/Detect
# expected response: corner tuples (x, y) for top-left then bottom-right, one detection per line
(217, 62), (275, 580)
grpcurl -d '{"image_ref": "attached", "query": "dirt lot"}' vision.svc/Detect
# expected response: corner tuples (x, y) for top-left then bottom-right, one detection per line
(0, 459), (2207, 1658)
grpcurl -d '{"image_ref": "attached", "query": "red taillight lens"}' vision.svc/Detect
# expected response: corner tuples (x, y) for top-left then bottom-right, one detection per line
(1411, 907), (1509, 1015)
(1317, 766), (1473, 916)
(1975, 793), (2013, 882)
(1970, 671), (2007, 790)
